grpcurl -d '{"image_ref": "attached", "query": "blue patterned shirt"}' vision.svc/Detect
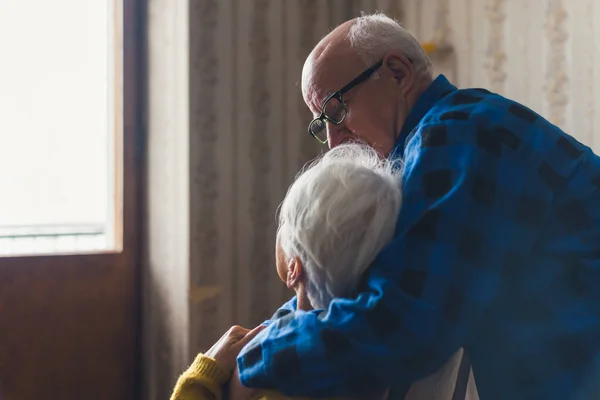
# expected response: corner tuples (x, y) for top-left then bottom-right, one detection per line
(237, 75), (600, 400)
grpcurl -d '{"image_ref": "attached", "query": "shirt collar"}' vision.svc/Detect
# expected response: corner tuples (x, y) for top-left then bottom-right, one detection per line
(390, 74), (457, 158)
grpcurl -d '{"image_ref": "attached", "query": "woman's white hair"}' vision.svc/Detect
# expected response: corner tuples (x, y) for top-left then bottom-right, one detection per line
(277, 143), (402, 310)
(347, 12), (432, 76)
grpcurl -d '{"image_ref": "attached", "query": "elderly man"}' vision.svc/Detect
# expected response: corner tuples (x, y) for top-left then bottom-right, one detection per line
(236, 12), (600, 400)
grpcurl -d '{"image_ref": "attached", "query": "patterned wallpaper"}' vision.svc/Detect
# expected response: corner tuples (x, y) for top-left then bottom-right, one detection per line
(403, 0), (600, 152)
(186, 0), (405, 355)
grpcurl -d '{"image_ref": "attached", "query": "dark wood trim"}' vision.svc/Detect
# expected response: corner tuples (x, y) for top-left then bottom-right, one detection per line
(124, 0), (147, 398)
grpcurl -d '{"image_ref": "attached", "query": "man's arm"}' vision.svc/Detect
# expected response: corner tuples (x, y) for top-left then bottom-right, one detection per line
(237, 119), (553, 396)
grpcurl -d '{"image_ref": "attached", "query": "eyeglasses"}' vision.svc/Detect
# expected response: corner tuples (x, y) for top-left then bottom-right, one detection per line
(308, 60), (384, 144)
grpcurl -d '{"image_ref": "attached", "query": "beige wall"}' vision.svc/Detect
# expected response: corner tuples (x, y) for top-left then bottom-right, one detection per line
(403, 0), (600, 151)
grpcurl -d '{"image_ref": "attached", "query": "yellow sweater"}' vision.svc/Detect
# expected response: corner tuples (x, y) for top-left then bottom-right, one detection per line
(170, 353), (328, 400)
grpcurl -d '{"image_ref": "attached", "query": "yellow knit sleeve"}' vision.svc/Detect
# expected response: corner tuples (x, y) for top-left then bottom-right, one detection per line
(170, 353), (231, 400)
(249, 390), (385, 400)
(250, 391), (346, 400)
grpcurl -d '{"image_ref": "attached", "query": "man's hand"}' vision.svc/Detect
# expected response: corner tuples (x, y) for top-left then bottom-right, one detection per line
(205, 325), (265, 372)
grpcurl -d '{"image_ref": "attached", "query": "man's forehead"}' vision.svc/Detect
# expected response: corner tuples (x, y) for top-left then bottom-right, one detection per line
(303, 53), (365, 105)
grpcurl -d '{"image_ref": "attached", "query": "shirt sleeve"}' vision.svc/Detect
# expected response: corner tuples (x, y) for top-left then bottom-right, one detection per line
(236, 119), (550, 397)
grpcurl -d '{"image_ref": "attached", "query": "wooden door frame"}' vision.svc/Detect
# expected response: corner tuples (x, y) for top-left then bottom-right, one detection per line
(0, 0), (145, 398)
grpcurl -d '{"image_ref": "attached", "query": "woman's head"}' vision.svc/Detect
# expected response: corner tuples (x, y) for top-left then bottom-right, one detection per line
(276, 143), (402, 310)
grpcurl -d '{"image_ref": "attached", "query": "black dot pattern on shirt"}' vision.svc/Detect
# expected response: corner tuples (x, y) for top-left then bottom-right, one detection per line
(557, 255), (588, 297)
(423, 169), (453, 199)
(242, 342), (264, 368)
(450, 92), (483, 105)
(241, 373), (270, 389)
(276, 313), (295, 329)
(502, 252), (524, 279)
(321, 328), (353, 358)
(512, 361), (539, 390)
(439, 111), (470, 121)
(273, 345), (302, 378)
(459, 228), (483, 262)
(508, 103), (538, 123)
(553, 334), (592, 370)
(399, 269), (427, 298)
(346, 374), (378, 394)
(472, 173), (496, 207)
(557, 136), (584, 159)
(538, 161), (566, 192)
(496, 126), (522, 150)
(443, 286), (465, 325)
(515, 195), (547, 227)
(513, 299), (553, 323)
(404, 346), (438, 373)
(557, 199), (591, 232)
(366, 301), (402, 339)
(421, 125), (448, 147)
(477, 128), (503, 157)
(272, 308), (292, 319)
(409, 209), (442, 240)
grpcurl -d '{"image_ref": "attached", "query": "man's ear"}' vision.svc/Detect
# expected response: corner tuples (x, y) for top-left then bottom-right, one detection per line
(286, 256), (304, 289)
(383, 51), (414, 92)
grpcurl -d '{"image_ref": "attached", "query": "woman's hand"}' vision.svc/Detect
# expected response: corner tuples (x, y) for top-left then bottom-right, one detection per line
(228, 365), (260, 400)
(205, 325), (266, 372)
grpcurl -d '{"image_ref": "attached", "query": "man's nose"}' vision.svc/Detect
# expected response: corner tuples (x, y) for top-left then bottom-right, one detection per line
(327, 123), (353, 149)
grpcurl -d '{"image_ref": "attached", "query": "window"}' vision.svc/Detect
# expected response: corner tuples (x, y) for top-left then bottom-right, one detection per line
(0, 0), (121, 255)
(0, 1), (139, 397)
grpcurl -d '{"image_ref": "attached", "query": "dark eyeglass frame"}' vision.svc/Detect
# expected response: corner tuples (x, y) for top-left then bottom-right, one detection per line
(308, 60), (384, 143)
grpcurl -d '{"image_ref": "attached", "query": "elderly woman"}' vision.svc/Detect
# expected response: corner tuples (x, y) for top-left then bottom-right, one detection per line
(170, 143), (464, 400)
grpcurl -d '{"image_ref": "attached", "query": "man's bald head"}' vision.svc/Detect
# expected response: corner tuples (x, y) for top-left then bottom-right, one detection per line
(301, 13), (434, 156)
(301, 19), (357, 106)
